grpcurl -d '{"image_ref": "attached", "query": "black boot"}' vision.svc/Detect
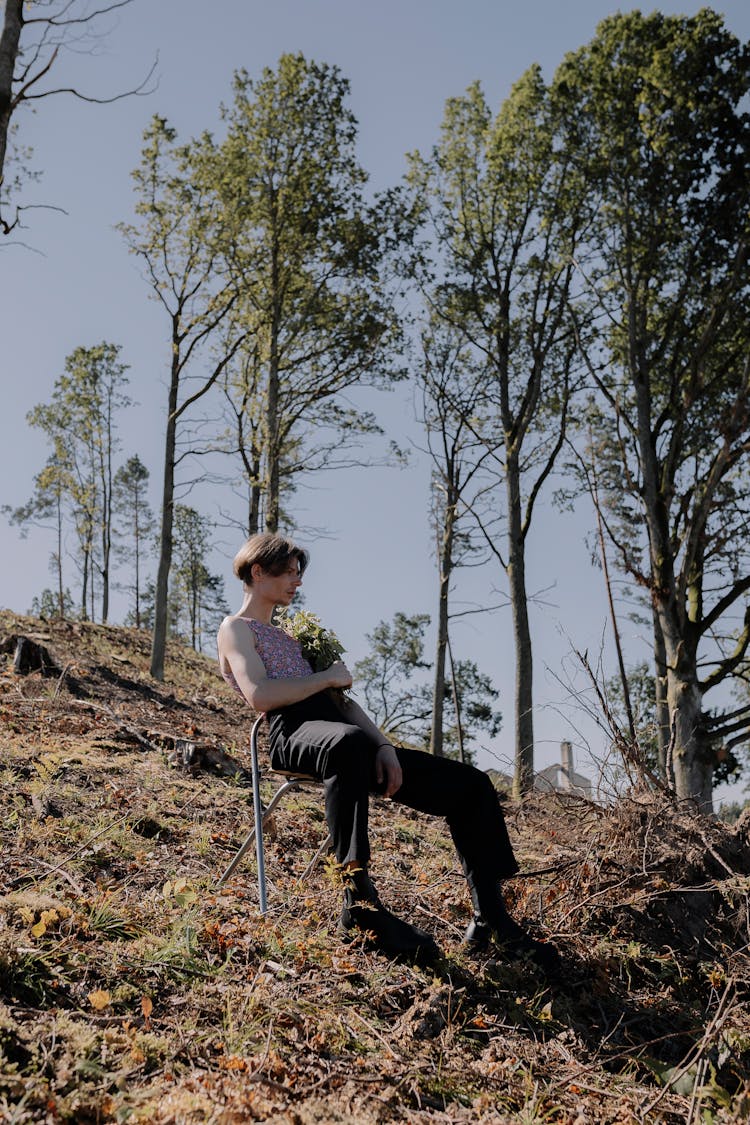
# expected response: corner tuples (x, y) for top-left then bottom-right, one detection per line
(337, 868), (439, 958)
(464, 877), (559, 976)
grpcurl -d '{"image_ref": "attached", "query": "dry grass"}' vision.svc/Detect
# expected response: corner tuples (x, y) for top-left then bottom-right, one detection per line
(1, 610), (749, 1123)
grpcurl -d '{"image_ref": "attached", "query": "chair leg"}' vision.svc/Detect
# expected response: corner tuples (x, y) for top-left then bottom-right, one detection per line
(216, 716), (267, 906)
(216, 777), (306, 892)
(299, 832), (333, 881)
(250, 718), (267, 914)
(215, 714), (330, 908)
(216, 824), (258, 890)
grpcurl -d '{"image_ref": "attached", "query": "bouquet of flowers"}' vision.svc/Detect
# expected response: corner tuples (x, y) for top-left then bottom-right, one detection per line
(280, 610), (350, 697)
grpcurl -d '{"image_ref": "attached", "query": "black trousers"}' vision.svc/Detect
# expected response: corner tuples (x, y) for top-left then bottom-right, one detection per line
(267, 692), (518, 885)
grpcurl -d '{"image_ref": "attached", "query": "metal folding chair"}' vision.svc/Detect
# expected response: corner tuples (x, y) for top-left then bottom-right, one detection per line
(216, 714), (332, 913)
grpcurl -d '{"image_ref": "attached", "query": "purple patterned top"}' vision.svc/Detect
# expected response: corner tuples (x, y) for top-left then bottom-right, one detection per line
(221, 617), (313, 698)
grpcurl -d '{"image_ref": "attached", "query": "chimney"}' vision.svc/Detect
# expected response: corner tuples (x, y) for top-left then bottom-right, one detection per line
(560, 741), (573, 789)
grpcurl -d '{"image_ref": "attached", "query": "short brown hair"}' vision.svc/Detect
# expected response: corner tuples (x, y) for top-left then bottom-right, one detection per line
(233, 533), (309, 585)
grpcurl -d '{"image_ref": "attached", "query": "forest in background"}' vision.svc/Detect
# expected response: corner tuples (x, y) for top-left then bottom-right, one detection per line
(2, 3), (750, 813)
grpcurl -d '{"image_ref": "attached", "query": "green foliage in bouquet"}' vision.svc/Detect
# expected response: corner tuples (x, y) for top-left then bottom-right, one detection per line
(280, 610), (349, 695)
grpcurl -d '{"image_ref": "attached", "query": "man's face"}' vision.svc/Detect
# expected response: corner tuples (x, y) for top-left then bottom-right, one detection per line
(265, 560), (303, 605)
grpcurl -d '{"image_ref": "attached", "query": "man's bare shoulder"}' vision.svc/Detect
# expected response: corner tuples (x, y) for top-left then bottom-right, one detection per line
(218, 615), (255, 644)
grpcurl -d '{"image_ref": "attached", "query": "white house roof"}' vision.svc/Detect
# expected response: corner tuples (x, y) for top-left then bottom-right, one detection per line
(534, 763), (592, 797)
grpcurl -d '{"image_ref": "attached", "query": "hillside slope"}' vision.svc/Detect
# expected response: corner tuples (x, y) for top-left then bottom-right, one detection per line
(1, 611), (749, 1123)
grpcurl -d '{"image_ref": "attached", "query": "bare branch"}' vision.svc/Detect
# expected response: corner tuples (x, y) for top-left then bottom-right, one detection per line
(709, 715), (750, 742)
(448, 600), (509, 619)
(22, 53), (158, 103)
(724, 730), (750, 752)
(698, 575), (750, 639)
(24, 1), (135, 27)
(10, 45), (59, 109)
(700, 605), (750, 693)
(704, 701), (750, 729)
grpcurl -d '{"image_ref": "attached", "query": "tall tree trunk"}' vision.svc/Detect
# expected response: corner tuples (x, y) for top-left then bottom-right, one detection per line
(55, 491), (64, 618)
(431, 477), (459, 757)
(235, 390), (262, 536)
(265, 228), (281, 533)
(631, 339), (714, 810)
(640, 431), (713, 808)
(191, 565), (198, 649)
(134, 490), (142, 628)
(99, 471), (110, 623)
(151, 347), (179, 680)
(101, 547), (109, 621)
(249, 449), (261, 536)
(591, 437), (636, 744)
(506, 453), (534, 796)
(446, 631), (466, 764)
(0, 0), (23, 197)
(266, 367), (280, 533)
(653, 605), (670, 780)
(80, 545), (89, 621)
(663, 631), (712, 810)
(100, 396), (113, 623)
(430, 520), (453, 758)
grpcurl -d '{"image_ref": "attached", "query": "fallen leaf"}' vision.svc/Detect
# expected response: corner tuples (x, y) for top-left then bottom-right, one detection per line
(88, 989), (111, 1011)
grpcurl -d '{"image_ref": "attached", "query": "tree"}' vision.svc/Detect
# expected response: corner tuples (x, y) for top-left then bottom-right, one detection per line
(30, 586), (74, 619)
(354, 612), (432, 742)
(196, 54), (404, 534)
(214, 330), (389, 538)
(0, 0), (154, 235)
(17, 342), (130, 621)
(113, 454), (154, 628)
(445, 658), (503, 765)
(416, 322), (495, 758)
(65, 341), (130, 622)
(353, 612), (501, 763)
(605, 662), (741, 791)
(136, 578), (179, 638)
(408, 66), (584, 794)
(171, 505), (228, 653)
(120, 116), (247, 679)
(215, 341), (265, 537)
(556, 10), (750, 810)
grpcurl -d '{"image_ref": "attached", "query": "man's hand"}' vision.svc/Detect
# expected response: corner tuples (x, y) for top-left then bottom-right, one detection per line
(375, 744), (402, 798)
(326, 660), (353, 691)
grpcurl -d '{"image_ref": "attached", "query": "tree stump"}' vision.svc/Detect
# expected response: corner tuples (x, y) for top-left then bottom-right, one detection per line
(0, 634), (60, 677)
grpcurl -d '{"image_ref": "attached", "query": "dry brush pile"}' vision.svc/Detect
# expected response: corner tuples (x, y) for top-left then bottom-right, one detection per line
(0, 611), (749, 1124)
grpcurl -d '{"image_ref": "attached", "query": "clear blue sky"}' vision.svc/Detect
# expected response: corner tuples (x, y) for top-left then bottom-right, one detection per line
(2, 1), (749, 805)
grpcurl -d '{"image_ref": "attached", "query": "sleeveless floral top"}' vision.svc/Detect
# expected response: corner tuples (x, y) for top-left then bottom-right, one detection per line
(221, 618), (313, 698)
